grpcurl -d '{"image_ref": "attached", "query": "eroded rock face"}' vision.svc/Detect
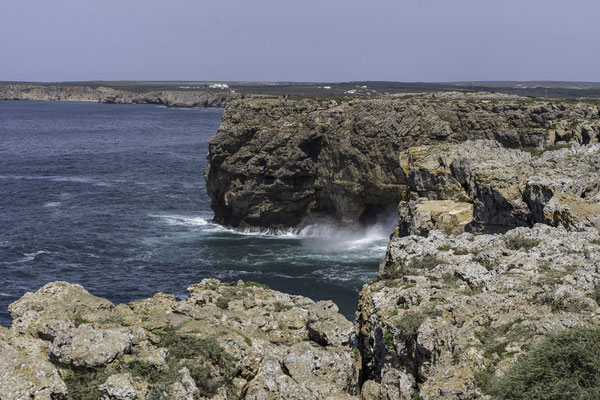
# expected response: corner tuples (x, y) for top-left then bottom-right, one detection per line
(2, 280), (358, 400)
(400, 140), (600, 233)
(357, 225), (600, 399)
(0, 84), (243, 108)
(205, 93), (600, 229)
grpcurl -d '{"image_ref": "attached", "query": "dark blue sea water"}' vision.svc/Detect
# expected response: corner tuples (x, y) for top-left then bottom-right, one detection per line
(0, 101), (390, 326)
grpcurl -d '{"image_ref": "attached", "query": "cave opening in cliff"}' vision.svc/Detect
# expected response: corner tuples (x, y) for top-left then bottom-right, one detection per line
(358, 203), (398, 231)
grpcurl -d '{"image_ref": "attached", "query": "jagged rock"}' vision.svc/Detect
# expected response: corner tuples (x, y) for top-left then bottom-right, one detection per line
(360, 380), (381, 400)
(398, 198), (473, 236)
(8, 281), (115, 338)
(169, 367), (198, 400)
(99, 373), (138, 400)
(400, 140), (600, 233)
(206, 94), (600, 229)
(357, 225), (600, 399)
(0, 326), (67, 400)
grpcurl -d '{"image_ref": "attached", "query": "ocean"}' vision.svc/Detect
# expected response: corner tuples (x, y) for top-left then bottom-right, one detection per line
(0, 101), (391, 326)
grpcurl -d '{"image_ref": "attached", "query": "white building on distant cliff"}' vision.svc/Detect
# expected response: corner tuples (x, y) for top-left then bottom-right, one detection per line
(209, 83), (229, 89)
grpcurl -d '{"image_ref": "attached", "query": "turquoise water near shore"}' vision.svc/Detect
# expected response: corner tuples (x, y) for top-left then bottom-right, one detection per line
(0, 101), (390, 326)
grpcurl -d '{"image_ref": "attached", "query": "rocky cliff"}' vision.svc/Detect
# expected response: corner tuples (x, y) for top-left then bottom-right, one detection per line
(0, 84), (244, 108)
(205, 92), (600, 229)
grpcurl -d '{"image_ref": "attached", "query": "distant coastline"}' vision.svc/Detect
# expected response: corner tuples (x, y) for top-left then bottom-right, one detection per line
(0, 83), (244, 108)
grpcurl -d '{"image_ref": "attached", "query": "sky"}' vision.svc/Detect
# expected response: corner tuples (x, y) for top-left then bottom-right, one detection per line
(1, 0), (599, 82)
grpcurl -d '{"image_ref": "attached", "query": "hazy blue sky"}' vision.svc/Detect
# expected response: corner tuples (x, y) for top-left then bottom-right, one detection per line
(1, 0), (599, 82)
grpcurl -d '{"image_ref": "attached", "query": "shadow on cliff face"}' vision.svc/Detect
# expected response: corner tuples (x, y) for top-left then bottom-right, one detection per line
(298, 205), (397, 252)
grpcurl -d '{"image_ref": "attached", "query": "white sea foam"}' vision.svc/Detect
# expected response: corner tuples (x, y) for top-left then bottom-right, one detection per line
(43, 201), (61, 208)
(8, 250), (52, 264)
(149, 213), (211, 226)
(150, 211), (394, 253)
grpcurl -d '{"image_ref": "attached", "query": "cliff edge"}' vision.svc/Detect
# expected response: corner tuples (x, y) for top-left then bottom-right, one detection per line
(205, 92), (600, 229)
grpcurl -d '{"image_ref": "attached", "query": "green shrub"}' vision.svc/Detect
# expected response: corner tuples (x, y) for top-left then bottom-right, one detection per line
(216, 296), (231, 309)
(63, 368), (109, 400)
(394, 310), (434, 340)
(522, 143), (572, 157)
(244, 281), (269, 290)
(71, 314), (89, 327)
(99, 313), (125, 326)
(494, 326), (600, 399)
(408, 255), (445, 270)
(150, 326), (237, 397)
(383, 329), (395, 350)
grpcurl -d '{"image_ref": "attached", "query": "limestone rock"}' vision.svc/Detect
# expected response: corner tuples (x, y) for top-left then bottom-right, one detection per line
(400, 140), (600, 233)
(0, 326), (67, 400)
(49, 325), (133, 367)
(358, 225), (600, 399)
(398, 198), (473, 236)
(8, 281), (115, 338)
(99, 373), (138, 400)
(5, 279), (358, 399)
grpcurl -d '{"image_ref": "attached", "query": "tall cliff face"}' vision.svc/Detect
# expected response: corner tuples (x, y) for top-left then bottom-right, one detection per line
(205, 93), (600, 229)
(0, 84), (243, 108)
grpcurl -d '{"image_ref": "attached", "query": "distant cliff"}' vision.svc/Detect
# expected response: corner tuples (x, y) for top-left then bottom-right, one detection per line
(0, 84), (244, 108)
(205, 92), (600, 229)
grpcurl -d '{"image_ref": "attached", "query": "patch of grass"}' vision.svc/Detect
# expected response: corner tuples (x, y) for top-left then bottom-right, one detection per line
(383, 328), (395, 350)
(475, 319), (528, 363)
(353, 348), (361, 362)
(473, 365), (496, 394)
(494, 327), (600, 399)
(394, 308), (440, 340)
(452, 247), (471, 255)
(372, 261), (406, 282)
(522, 143), (572, 157)
(244, 281), (269, 290)
(408, 255), (445, 271)
(540, 264), (577, 286)
(63, 368), (109, 400)
(150, 325), (237, 397)
(592, 285), (600, 306)
(461, 285), (483, 296)
(504, 234), (541, 251)
(273, 301), (292, 312)
(441, 272), (461, 288)
(71, 314), (89, 327)
(476, 256), (499, 271)
(216, 296), (231, 310)
(99, 313), (125, 326)
(437, 244), (453, 252)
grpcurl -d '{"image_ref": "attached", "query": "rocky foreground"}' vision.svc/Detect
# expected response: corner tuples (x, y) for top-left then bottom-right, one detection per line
(0, 84), (244, 108)
(1, 280), (357, 400)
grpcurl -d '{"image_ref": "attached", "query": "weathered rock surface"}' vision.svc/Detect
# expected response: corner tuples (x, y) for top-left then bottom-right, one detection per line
(400, 140), (600, 233)
(205, 93), (600, 229)
(2, 280), (358, 400)
(0, 84), (244, 108)
(357, 225), (600, 399)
